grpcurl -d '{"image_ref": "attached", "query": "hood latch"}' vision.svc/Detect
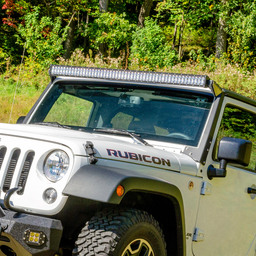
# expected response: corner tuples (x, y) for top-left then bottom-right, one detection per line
(85, 141), (98, 164)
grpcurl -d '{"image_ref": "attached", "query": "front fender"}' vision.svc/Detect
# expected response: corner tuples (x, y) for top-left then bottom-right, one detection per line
(63, 165), (183, 206)
(63, 165), (185, 255)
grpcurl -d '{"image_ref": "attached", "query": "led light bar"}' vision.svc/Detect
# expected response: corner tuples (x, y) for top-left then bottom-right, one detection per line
(49, 65), (210, 87)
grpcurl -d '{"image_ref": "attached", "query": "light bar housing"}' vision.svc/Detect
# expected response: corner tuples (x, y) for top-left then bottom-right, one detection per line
(49, 65), (211, 87)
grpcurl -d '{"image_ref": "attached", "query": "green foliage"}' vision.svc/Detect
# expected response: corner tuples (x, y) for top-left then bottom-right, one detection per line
(1, 0), (256, 74)
(222, 107), (256, 139)
(0, 75), (42, 96)
(86, 12), (136, 55)
(131, 18), (178, 69)
(188, 49), (217, 71)
(155, 0), (215, 28)
(55, 0), (90, 15)
(226, 2), (256, 71)
(16, 7), (67, 68)
(216, 105), (256, 170)
(0, 47), (9, 72)
(0, 25), (23, 70)
(108, 0), (142, 22)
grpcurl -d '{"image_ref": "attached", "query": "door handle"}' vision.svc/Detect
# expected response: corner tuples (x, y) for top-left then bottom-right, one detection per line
(247, 187), (256, 194)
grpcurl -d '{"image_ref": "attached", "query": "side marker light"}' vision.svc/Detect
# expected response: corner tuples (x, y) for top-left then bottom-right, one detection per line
(116, 185), (125, 197)
(188, 181), (194, 190)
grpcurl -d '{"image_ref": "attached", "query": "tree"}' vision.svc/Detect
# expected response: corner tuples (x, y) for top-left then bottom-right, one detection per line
(87, 12), (135, 59)
(215, 16), (227, 58)
(98, 0), (109, 56)
(99, 0), (108, 12)
(155, 0), (198, 60)
(226, 1), (256, 71)
(138, 0), (153, 27)
(131, 18), (177, 69)
(215, 0), (228, 58)
(63, 13), (76, 59)
(16, 7), (67, 67)
(55, 0), (90, 59)
(1, 0), (26, 69)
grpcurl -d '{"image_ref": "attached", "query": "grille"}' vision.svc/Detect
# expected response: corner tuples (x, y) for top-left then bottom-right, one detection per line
(1, 148), (35, 194)
(0, 147), (7, 170)
(3, 149), (21, 192)
(17, 152), (35, 195)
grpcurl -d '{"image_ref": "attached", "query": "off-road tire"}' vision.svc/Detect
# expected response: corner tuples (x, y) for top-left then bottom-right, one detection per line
(72, 208), (167, 256)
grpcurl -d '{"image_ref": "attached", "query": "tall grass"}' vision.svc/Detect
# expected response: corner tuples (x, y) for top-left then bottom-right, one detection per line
(0, 75), (44, 123)
(0, 51), (255, 123)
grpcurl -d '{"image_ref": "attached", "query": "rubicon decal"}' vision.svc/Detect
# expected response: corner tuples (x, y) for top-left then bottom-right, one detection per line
(107, 149), (171, 167)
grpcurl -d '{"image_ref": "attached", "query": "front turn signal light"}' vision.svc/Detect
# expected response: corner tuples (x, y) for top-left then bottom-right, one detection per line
(116, 185), (125, 197)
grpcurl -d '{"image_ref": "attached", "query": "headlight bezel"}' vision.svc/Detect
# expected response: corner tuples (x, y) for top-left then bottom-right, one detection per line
(43, 150), (70, 182)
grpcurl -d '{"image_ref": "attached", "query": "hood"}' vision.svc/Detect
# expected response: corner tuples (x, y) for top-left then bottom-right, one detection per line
(0, 123), (198, 176)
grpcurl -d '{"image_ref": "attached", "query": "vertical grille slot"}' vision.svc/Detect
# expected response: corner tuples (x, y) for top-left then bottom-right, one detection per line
(0, 147), (7, 170)
(17, 151), (35, 195)
(3, 149), (21, 192)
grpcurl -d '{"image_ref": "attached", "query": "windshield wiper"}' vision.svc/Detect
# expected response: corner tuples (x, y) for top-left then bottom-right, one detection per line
(93, 128), (152, 146)
(33, 122), (71, 129)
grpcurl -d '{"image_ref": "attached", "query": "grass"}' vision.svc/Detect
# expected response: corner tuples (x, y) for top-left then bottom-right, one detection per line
(0, 75), (44, 123)
(0, 53), (255, 123)
(0, 94), (40, 123)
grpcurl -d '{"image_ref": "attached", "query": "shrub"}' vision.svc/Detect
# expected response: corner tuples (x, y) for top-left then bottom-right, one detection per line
(86, 12), (136, 56)
(130, 18), (178, 70)
(188, 49), (217, 71)
(16, 7), (67, 68)
(0, 48), (9, 72)
(226, 2), (256, 72)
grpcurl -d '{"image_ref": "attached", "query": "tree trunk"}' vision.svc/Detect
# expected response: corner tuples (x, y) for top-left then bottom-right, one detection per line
(83, 12), (90, 54)
(99, 0), (109, 57)
(172, 19), (178, 50)
(99, 0), (109, 12)
(215, 0), (228, 59)
(207, 19), (214, 56)
(138, 0), (153, 27)
(178, 15), (184, 60)
(215, 16), (227, 58)
(64, 18), (76, 59)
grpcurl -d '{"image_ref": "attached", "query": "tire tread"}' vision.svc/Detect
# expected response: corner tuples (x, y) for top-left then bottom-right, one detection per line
(72, 208), (166, 256)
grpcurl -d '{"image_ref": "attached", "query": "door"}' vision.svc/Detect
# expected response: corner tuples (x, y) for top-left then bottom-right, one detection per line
(193, 98), (256, 256)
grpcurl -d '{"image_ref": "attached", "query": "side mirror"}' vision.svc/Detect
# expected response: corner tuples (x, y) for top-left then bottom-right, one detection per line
(208, 137), (252, 179)
(16, 116), (26, 124)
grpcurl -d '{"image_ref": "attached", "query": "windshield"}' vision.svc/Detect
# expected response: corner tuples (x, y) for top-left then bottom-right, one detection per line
(29, 83), (213, 146)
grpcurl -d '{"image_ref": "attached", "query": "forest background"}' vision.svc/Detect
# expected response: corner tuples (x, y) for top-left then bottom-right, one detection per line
(1, 0), (256, 123)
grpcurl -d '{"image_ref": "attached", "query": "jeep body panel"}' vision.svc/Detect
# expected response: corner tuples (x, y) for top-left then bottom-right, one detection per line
(0, 122), (199, 208)
(193, 96), (256, 255)
(0, 122), (202, 255)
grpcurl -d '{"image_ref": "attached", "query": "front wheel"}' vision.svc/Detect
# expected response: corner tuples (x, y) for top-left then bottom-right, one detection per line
(72, 208), (167, 256)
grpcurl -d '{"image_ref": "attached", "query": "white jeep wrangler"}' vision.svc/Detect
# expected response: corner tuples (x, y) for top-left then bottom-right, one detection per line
(0, 65), (255, 256)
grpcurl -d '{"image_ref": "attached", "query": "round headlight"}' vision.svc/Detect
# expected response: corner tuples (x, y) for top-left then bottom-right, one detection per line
(43, 150), (69, 182)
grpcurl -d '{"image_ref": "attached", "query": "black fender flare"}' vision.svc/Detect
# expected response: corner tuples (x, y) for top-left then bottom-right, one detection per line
(63, 164), (183, 210)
